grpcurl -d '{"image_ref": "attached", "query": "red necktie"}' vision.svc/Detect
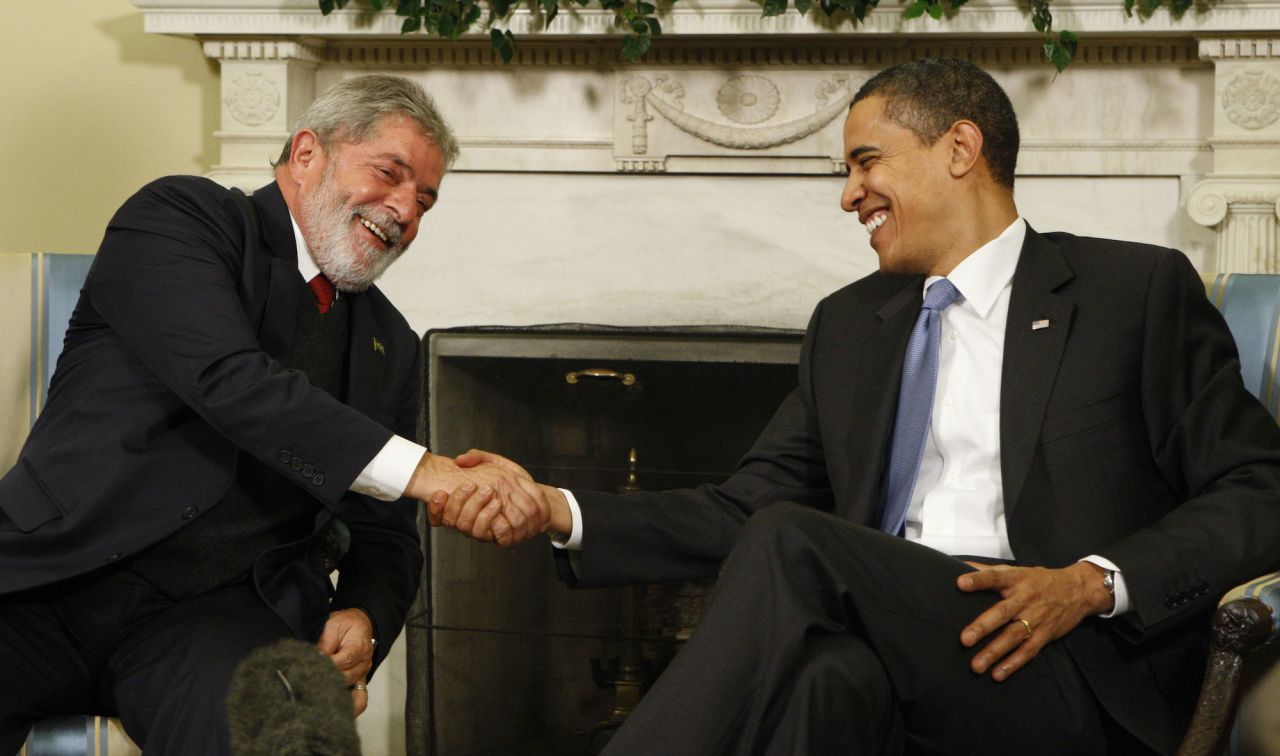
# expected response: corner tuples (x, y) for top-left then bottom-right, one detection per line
(309, 274), (336, 314)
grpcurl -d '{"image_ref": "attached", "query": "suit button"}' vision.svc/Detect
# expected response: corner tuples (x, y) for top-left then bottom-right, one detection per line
(1195, 584), (1209, 596)
(1165, 598), (1177, 609)
(291, 458), (303, 471)
(302, 463), (315, 478)
(279, 450), (292, 464)
(182, 506), (199, 520)
(107, 552), (122, 562)
(312, 473), (325, 487)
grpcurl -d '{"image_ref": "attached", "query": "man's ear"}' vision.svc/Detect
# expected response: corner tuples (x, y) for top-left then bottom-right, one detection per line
(286, 129), (325, 185)
(946, 120), (985, 180)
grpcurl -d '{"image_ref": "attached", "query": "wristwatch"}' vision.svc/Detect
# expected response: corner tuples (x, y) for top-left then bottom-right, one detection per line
(1101, 569), (1116, 598)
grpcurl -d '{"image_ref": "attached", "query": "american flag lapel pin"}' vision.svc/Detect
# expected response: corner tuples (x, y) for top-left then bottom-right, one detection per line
(1031, 319), (1051, 331)
(372, 337), (386, 356)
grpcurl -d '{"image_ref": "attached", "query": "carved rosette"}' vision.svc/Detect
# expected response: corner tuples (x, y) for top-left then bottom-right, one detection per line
(224, 71), (281, 127)
(716, 75), (781, 125)
(1223, 70), (1280, 130)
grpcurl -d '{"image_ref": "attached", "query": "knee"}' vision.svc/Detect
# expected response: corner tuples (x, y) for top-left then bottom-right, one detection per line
(736, 503), (829, 551)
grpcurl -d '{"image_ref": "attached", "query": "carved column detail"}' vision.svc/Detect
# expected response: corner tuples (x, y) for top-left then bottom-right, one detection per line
(1193, 38), (1280, 272)
(202, 40), (327, 190)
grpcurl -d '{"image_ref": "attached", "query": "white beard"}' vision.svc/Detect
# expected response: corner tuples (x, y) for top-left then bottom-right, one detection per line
(300, 164), (407, 293)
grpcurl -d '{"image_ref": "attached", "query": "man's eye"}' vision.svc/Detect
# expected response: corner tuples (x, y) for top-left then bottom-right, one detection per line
(377, 167), (394, 178)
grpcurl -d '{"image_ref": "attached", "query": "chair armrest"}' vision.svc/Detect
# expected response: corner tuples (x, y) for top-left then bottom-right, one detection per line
(1178, 572), (1280, 756)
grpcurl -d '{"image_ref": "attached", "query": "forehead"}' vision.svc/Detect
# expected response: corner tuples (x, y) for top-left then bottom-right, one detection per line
(343, 116), (444, 170)
(842, 95), (913, 148)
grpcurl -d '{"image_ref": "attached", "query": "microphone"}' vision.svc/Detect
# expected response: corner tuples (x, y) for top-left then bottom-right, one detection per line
(226, 638), (362, 756)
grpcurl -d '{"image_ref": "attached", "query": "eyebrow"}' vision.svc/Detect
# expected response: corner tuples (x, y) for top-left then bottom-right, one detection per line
(849, 145), (880, 161)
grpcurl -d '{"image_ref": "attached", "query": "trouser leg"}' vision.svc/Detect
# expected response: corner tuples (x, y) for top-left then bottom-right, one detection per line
(106, 581), (293, 756)
(603, 503), (1107, 756)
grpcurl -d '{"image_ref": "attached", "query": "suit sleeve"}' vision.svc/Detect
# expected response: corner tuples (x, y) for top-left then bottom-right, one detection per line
(330, 336), (425, 675)
(87, 179), (392, 506)
(561, 302), (836, 587)
(1102, 250), (1280, 637)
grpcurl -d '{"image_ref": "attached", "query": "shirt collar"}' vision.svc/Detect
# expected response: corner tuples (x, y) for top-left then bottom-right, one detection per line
(925, 217), (1025, 319)
(290, 212), (322, 283)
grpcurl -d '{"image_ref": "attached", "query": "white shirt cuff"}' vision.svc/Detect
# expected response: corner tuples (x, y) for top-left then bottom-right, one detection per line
(1080, 555), (1130, 617)
(549, 488), (583, 551)
(351, 434), (428, 501)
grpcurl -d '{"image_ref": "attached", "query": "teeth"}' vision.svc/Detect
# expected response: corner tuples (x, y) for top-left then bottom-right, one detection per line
(360, 216), (388, 243)
(864, 212), (888, 235)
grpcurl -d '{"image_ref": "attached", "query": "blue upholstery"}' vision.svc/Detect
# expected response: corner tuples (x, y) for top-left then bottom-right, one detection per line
(1202, 273), (1280, 422)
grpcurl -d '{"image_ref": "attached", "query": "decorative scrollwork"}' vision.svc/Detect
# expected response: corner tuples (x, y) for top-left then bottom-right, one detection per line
(1223, 70), (1280, 130)
(224, 71), (280, 127)
(716, 75), (781, 125)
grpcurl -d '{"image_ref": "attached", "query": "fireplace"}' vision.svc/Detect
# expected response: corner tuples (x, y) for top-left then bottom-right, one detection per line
(406, 325), (803, 756)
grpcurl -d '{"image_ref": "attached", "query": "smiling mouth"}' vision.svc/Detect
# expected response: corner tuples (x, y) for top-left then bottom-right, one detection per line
(358, 215), (389, 245)
(864, 209), (888, 235)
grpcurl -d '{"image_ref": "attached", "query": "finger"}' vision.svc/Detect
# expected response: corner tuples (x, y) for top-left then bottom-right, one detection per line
(960, 597), (1023, 647)
(440, 482), (477, 528)
(990, 630), (1047, 681)
(956, 566), (1017, 593)
(962, 560), (990, 570)
(490, 512), (514, 547)
(515, 477), (550, 531)
(454, 485), (496, 534)
(426, 490), (448, 527)
(454, 451), (484, 468)
(469, 499), (502, 542)
(351, 685), (369, 717)
(970, 620), (1034, 675)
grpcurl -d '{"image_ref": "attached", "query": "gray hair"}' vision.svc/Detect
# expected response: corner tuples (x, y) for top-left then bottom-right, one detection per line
(272, 74), (459, 169)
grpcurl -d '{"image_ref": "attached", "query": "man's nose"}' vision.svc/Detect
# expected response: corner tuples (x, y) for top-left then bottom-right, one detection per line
(385, 184), (416, 224)
(840, 172), (863, 214)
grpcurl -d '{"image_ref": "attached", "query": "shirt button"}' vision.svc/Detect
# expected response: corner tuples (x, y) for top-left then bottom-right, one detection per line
(943, 398), (953, 407)
(949, 331), (958, 341)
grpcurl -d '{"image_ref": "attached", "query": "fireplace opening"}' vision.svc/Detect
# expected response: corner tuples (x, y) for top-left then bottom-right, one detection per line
(407, 325), (803, 756)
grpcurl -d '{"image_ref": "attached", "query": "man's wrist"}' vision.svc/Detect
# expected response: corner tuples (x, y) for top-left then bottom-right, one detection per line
(1076, 561), (1116, 615)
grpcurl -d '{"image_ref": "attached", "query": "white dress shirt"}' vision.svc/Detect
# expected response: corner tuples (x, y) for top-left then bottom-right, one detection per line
(290, 215), (428, 503)
(556, 218), (1128, 616)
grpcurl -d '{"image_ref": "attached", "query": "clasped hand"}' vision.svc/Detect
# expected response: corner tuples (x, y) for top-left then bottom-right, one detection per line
(410, 450), (564, 546)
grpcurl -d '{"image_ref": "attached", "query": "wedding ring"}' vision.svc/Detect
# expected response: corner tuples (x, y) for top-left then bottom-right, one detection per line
(351, 683), (368, 692)
(1015, 618), (1033, 639)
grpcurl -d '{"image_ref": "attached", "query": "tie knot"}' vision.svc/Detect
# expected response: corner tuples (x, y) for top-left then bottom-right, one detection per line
(309, 274), (336, 314)
(923, 278), (960, 312)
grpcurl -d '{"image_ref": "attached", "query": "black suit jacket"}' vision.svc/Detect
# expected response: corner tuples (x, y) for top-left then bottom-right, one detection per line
(0, 176), (422, 672)
(562, 227), (1280, 752)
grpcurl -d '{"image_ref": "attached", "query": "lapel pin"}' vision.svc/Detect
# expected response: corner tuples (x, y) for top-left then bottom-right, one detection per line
(1031, 319), (1051, 330)
(372, 337), (386, 356)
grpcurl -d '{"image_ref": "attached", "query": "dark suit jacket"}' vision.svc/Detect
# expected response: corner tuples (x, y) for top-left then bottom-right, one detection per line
(0, 176), (422, 672)
(561, 227), (1280, 753)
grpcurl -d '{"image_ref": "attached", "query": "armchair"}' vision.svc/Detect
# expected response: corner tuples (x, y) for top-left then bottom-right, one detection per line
(1178, 274), (1280, 756)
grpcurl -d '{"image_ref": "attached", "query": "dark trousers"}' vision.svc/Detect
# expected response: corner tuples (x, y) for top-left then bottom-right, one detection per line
(603, 503), (1145, 756)
(0, 566), (292, 755)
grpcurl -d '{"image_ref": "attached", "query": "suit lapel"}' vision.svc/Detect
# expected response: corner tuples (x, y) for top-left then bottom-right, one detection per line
(248, 183), (303, 363)
(1000, 227), (1075, 515)
(842, 277), (922, 518)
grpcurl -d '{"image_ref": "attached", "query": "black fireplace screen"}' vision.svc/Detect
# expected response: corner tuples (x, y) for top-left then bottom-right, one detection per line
(407, 325), (803, 756)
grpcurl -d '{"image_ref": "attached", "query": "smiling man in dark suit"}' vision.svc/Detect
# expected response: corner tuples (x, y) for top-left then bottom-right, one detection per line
(0, 75), (540, 753)
(439, 58), (1280, 754)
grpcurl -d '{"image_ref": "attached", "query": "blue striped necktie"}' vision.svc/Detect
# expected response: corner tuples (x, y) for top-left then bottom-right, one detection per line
(880, 278), (961, 536)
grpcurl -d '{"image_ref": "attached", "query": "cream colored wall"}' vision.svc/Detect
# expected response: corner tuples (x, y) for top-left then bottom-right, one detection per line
(0, 0), (218, 257)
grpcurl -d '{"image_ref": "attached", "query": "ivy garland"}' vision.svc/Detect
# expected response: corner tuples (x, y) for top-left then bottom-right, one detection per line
(318, 0), (1205, 71)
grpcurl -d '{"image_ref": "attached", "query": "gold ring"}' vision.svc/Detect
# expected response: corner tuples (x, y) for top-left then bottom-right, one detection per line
(351, 683), (368, 692)
(1015, 618), (1033, 639)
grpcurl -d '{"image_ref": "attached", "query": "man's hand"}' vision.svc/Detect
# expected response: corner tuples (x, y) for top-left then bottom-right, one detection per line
(316, 608), (377, 716)
(956, 561), (1114, 682)
(408, 452), (548, 545)
(451, 449), (574, 544)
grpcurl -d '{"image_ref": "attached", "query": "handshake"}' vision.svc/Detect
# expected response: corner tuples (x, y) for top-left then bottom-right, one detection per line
(407, 450), (572, 546)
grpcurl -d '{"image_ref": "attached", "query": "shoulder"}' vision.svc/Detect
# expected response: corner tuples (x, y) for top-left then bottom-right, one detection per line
(359, 285), (418, 344)
(108, 175), (250, 248)
(1040, 230), (1194, 280)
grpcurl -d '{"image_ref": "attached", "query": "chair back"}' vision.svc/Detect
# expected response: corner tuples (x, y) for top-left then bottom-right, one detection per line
(1201, 273), (1280, 422)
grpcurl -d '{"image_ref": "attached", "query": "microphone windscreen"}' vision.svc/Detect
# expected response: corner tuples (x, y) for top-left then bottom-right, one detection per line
(226, 638), (362, 756)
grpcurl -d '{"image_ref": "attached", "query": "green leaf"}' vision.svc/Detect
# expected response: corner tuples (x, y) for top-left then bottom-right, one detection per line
(395, 0), (422, 16)
(762, 0), (788, 16)
(401, 14), (423, 31)
(463, 3), (483, 27)
(646, 17), (663, 35)
(369, 0), (385, 10)
(541, 0), (559, 24)
(1058, 28), (1079, 55)
(574, 0), (590, 6)
(795, 0), (812, 14)
(926, 1), (942, 19)
(1045, 33), (1074, 72)
(319, 0), (335, 14)
(1123, 0), (1135, 15)
(492, 0), (514, 16)
(1030, 0), (1051, 32)
(621, 33), (651, 61)
(638, 1), (657, 13)
(1170, 0), (1192, 16)
(904, 0), (926, 19)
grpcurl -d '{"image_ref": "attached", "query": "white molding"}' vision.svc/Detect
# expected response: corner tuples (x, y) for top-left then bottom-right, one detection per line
(131, 0), (1280, 40)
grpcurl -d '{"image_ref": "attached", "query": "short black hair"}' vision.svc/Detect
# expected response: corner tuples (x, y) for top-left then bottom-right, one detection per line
(852, 58), (1020, 188)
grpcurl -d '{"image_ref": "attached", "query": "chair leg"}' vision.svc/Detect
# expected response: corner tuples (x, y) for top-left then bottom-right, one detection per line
(1177, 598), (1274, 756)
